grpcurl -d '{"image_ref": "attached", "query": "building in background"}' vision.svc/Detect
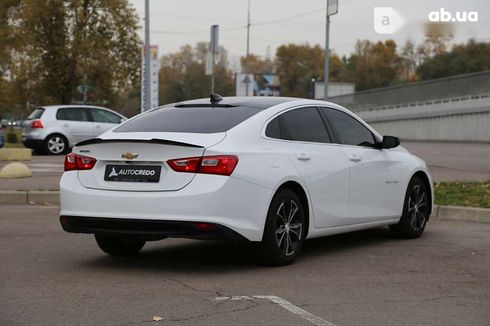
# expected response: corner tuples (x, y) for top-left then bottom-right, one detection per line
(235, 73), (280, 97)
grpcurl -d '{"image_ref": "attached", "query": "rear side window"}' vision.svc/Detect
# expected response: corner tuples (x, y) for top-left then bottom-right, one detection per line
(266, 107), (331, 143)
(56, 108), (90, 122)
(321, 108), (376, 147)
(91, 109), (122, 124)
(114, 106), (262, 133)
(27, 108), (45, 120)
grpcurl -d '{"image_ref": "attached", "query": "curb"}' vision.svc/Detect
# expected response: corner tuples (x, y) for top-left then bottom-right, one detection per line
(0, 148), (32, 161)
(0, 191), (489, 223)
(434, 205), (490, 224)
(0, 190), (59, 205)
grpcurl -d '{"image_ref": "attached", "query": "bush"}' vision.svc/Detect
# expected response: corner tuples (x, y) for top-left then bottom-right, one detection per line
(6, 131), (18, 143)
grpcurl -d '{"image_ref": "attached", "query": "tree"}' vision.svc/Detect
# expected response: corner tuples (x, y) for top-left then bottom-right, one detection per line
(2, 0), (140, 116)
(275, 44), (323, 97)
(240, 54), (274, 75)
(158, 43), (234, 105)
(417, 40), (490, 80)
(350, 40), (401, 90)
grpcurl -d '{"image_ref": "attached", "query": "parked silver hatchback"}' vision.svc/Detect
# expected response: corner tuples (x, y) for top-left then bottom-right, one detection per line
(22, 105), (127, 155)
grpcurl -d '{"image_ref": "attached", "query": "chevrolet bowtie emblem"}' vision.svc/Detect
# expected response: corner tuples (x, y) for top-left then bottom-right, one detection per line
(121, 152), (138, 160)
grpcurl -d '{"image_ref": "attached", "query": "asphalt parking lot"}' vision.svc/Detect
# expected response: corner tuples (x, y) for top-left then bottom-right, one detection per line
(1, 205), (489, 326)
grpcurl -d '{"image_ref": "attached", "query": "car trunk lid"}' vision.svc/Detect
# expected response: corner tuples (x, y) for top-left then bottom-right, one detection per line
(75, 132), (225, 192)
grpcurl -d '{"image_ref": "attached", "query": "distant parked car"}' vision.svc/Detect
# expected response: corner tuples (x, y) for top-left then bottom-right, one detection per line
(22, 105), (127, 155)
(0, 129), (4, 148)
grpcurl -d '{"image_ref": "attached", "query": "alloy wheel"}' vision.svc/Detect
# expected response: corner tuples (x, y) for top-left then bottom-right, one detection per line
(407, 184), (428, 231)
(47, 136), (65, 154)
(275, 200), (303, 256)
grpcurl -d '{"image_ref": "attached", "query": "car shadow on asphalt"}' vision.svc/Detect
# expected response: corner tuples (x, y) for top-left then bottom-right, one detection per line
(79, 227), (400, 273)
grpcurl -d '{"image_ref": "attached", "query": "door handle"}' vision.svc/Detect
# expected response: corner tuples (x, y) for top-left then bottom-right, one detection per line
(63, 124), (69, 127)
(297, 153), (311, 161)
(349, 154), (362, 162)
(95, 125), (101, 129)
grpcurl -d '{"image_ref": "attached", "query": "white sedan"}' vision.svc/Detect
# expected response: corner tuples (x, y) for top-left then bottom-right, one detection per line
(60, 95), (433, 265)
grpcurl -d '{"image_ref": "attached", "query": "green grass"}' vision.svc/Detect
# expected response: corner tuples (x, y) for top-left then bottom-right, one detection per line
(435, 181), (490, 208)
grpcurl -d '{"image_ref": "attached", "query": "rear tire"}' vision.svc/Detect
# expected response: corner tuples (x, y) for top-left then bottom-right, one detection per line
(259, 188), (306, 266)
(44, 134), (68, 155)
(95, 235), (145, 256)
(390, 176), (430, 239)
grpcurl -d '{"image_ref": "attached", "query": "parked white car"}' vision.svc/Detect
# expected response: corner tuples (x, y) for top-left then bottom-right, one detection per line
(60, 96), (433, 265)
(22, 105), (126, 155)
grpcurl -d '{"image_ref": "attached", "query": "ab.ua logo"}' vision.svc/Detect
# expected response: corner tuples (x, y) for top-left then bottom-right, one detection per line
(428, 8), (478, 22)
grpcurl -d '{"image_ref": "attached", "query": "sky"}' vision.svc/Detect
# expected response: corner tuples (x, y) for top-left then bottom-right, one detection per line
(129, 0), (490, 71)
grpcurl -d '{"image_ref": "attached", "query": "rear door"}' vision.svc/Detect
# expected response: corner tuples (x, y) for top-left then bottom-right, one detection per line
(266, 107), (350, 228)
(320, 107), (405, 221)
(89, 108), (124, 137)
(57, 107), (94, 144)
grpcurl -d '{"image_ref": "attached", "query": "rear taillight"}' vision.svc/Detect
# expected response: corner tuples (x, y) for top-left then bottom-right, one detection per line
(31, 119), (43, 128)
(64, 153), (97, 171)
(167, 155), (239, 176)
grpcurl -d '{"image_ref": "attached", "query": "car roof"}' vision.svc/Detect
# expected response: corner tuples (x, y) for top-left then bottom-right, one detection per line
(173, 96), (301, 110)
(37, 105), (113, 110)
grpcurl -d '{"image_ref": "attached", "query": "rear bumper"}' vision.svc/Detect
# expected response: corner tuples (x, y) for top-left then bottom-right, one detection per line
(60, 172), (272, 241)
(22, 137), (44, 150)
(60, 216), (248, 241)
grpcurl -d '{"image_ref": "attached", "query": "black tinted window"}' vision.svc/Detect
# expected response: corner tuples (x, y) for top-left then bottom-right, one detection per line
(56, 108), (90, 122)
(27, 108), (45, 120)
(114, 106), (262, 133)
(321, 108), (375, 147)
(279, 107), (330, 143)
(91, 109), (122, 124)
(265, 117), (280, 138)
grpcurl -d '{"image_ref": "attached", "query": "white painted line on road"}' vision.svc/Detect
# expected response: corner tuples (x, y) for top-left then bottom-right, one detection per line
(214, 295), (336, 326)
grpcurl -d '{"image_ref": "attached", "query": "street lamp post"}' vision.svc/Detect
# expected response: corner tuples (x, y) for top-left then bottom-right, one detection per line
(144, 0), (151, 112)
(324, 0), (338, 101)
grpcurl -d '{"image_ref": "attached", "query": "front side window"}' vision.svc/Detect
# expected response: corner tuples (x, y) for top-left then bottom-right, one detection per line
(91, 109), (122, 124)
(266, 107), (331, 143)
(56, 108), (90, 122)
(321, 108), (376, 147)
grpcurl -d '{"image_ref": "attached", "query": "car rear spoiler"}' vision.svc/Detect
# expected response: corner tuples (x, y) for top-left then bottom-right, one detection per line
(75, 138), (204, 148)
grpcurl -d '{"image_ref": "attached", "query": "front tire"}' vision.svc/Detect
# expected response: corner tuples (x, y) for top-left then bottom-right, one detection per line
(95, 235), (145, 256)
(259, 189), (306, 266)
(390, 176), (430, 238)
(45, 134), (68, 155)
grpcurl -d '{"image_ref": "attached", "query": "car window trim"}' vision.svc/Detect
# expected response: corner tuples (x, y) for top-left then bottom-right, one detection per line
(318, 106), (381, 149)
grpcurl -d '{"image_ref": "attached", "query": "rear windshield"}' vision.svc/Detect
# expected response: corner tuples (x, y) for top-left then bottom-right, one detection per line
(114, 106), (263, 133)
(27, 108), (45, 120)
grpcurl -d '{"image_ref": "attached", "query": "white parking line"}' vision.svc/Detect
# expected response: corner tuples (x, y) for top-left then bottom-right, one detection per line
(214, 295), (336, 326)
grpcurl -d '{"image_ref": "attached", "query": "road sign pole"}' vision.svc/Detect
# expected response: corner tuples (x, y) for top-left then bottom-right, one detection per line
(324, 0), (338, 101)
(144, 0), (151, 112)
(245, 0), (251, 96)
(210, 25), (219, 94)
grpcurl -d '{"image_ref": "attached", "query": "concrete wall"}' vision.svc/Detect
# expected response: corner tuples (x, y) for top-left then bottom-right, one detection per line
(331, 71), (490, 111)
(358, 94), (490, 142)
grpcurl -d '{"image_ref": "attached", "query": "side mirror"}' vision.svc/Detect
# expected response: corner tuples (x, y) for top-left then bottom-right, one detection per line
(379, 136), (400, 149)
